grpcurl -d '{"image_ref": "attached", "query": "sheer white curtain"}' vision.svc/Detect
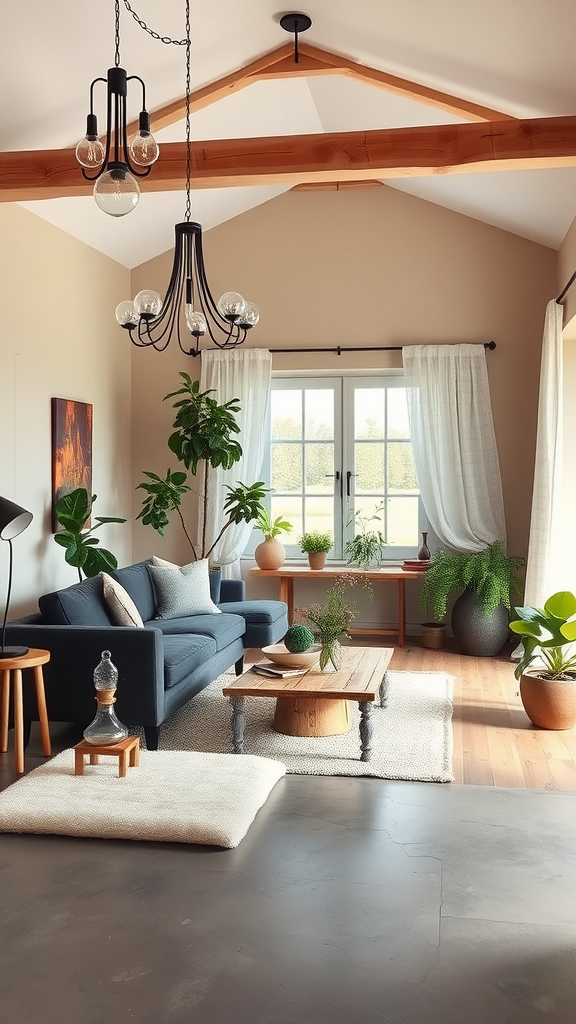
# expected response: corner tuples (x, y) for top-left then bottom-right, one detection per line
(523, 300), (564, 606)
(200, 349), (272, 577)
(402, 344), (506, 550)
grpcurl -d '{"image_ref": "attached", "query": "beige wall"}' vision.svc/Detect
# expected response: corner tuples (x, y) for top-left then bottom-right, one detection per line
(131, 186), (556, 573)
(0, 204), (133, 615)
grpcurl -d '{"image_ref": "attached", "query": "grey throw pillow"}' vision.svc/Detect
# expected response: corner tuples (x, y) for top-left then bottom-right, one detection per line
(148, 558), (221, 619)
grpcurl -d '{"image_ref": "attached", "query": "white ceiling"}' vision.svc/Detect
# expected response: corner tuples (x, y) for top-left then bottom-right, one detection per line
(4, 0), (576, 268)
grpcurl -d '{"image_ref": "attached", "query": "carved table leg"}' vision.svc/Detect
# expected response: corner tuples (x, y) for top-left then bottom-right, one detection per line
(230, 695), (246, 754)
(359, 701), (374, 762)
(379, 671), (390, 708)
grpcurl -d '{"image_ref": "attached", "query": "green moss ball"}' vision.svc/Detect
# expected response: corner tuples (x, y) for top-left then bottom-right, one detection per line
(284, 625), (315, 653)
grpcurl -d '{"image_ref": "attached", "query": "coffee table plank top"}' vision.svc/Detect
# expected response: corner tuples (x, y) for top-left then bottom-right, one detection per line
(223, 646), (393, 702)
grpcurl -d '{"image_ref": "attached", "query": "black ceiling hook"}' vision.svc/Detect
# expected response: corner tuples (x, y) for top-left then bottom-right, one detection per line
(279, 12), (312, 64)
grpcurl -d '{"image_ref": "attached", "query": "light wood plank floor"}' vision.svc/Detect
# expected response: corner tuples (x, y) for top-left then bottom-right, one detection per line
(250, 637), (576, 791)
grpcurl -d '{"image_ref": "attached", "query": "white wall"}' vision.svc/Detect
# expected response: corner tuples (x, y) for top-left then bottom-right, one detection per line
(0, 204), (133, 615)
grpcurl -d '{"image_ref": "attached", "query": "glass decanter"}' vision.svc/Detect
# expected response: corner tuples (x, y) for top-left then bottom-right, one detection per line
(83, 650), (128, 746)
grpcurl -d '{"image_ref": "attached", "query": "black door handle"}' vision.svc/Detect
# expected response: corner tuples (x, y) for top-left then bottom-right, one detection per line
(346, 470), (356, 497)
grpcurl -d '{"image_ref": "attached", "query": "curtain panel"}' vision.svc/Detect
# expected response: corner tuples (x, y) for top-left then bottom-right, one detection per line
(199, 349), (272, 577)
(402, 344), (506, 551)
(523, 300), (565, 605)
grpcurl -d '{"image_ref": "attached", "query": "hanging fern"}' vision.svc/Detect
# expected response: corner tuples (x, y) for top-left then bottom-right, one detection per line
(419, 541), (525, 622)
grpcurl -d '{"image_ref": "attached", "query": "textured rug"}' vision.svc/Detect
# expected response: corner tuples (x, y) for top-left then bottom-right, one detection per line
(0, 749), (286, 848)
(155, 669), (454, 783)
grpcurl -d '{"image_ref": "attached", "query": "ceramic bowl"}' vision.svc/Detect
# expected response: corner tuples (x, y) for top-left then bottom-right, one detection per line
(261, 643), (321, 668)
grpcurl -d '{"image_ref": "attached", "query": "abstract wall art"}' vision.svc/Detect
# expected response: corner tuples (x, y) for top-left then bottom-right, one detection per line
(51, 398), (93, 532)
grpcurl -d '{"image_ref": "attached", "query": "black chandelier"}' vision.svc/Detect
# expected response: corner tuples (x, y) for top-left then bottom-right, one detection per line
(76, 0), (159, 217)
(115, 0), (258, 354)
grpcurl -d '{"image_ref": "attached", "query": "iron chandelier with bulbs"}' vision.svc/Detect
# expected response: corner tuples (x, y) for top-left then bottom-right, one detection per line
(76, 0), (159, 217)
(114, 0), (259, 354)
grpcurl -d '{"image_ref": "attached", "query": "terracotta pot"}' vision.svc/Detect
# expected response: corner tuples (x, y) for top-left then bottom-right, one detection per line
(254, 537), (285, 570)
(307, 552), (327, 571)
(420, 622), (446, 650)
(519, 671), (576, 730)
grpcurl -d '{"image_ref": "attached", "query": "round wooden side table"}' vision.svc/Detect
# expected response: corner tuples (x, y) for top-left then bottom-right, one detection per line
(0, 648), (52, 773)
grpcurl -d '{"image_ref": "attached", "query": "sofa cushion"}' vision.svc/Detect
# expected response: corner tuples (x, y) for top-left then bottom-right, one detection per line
(145, 611), (245, 652)
(38, 575), (113, 627)
(101, 573), (144, 628)
(219, 600), (289, 648)
(162, 633), (217, 690)
(148, 558), (221, 618)
(112, 561), (156, 621)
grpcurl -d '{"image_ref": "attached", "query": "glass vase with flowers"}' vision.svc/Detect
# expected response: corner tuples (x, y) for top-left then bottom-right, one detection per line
(296, 573), (373, 671)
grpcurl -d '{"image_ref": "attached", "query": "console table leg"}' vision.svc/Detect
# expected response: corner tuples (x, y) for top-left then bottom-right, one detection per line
(230, 695), (245, 754)
(379, 671), (390, 708)
(359, 701), (374, 762)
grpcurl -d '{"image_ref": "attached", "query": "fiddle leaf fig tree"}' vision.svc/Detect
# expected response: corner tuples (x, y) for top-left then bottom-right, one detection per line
(54, 487), (127, 581)
(137, 372), (268, 561)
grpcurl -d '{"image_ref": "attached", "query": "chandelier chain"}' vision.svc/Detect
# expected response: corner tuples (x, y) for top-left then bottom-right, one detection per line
(185, 0), (191, 221)
(114, 0), (121, 67)
(121, 0), (187, 46)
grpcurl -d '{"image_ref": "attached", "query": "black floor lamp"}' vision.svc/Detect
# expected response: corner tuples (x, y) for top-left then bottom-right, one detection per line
(0, 496), (33, 659)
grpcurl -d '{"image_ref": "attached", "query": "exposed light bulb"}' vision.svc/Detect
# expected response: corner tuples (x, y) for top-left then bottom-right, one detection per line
(129, 131), (160, 167)
(238, 302), (260, 329)
(185, 305), (207, 337)
(115, 300), (139, 328)
(217, 291), (247, 322)
(134, 290), (162, 319)
(93, 163), (140, 217)
(75, 135), (105, 170)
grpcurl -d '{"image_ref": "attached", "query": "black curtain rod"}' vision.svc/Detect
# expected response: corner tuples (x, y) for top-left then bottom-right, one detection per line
(556, 268), (576, 305)
(269, 341), (496, 355)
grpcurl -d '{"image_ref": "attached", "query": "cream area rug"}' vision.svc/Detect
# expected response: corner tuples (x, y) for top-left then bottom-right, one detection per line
(156, 669), (454, 784)
(0, 749), (286, 848)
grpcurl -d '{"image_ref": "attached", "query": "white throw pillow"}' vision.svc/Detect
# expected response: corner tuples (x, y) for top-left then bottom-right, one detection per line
(101, 573), (144, 628)
(148, 557), (221, 618)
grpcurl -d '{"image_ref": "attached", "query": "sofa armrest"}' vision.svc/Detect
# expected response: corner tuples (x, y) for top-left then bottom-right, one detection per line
(219, 578), (245, 602)
(5, 623), (165, 727)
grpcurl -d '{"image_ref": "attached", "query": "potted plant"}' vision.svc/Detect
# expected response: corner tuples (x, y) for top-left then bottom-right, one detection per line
(299, 530), (333, 570)
(137, 373), (267, 564)
(344, 506), (386, 570)
(53, 487), (127, 581)
(419, 540), (525, 656)
(254, 510), (292, 570)
(509, 591), (576, 729)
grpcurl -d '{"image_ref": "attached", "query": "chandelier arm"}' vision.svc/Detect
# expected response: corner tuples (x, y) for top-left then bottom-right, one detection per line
(120, 81), (152, 179)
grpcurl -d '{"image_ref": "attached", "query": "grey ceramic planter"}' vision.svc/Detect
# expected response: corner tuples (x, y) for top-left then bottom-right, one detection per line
(451, 589), (510, 656)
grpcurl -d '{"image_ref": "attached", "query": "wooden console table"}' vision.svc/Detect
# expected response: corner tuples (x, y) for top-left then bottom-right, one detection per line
(250, 566), (421, 647)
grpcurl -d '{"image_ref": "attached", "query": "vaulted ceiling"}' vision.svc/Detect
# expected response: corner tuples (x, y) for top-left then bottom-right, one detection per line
(3, 0), (576, 268)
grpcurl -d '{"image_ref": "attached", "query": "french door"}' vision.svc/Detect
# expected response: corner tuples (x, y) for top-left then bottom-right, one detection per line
(259, 374), (422, 562)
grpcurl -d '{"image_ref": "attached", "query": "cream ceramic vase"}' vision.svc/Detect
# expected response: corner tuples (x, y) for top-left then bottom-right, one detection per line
(254, 537), (285, 570)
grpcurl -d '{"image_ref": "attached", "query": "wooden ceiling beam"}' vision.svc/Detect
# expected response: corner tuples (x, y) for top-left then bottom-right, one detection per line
(3, 116), (576, 201)
(130, 42), (511, 137)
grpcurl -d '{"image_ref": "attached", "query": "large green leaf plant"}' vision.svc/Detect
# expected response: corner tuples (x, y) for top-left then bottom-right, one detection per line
(137, 372), (267, 562)
(54, 487), (126, 581)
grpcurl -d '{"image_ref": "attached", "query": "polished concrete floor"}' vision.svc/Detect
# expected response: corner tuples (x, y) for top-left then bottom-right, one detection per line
(1, 727), (576, 1022)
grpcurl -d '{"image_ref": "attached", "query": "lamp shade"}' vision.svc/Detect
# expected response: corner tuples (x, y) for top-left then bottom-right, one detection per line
(0, 497), (33, 541)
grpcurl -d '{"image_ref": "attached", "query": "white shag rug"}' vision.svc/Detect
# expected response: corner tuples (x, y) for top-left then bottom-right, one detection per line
(0, 749), (286, 848)
(155, 669), (454, 784)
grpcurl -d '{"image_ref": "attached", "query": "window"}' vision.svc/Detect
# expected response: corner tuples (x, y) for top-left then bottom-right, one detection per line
(252, 373), (423, 562)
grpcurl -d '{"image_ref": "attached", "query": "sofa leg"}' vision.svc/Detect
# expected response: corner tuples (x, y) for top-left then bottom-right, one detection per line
(235, 655), (245, 677)
(144, 726), (160, 751)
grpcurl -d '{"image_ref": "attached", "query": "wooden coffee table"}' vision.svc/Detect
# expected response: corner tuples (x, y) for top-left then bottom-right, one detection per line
(222, 646), (393, 762)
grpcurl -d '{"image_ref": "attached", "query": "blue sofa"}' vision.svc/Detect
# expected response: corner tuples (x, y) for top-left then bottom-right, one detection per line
(6, 560), (288, 750)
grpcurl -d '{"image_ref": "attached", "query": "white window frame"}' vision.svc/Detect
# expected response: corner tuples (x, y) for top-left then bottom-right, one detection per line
(245, 370), (426, 563)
